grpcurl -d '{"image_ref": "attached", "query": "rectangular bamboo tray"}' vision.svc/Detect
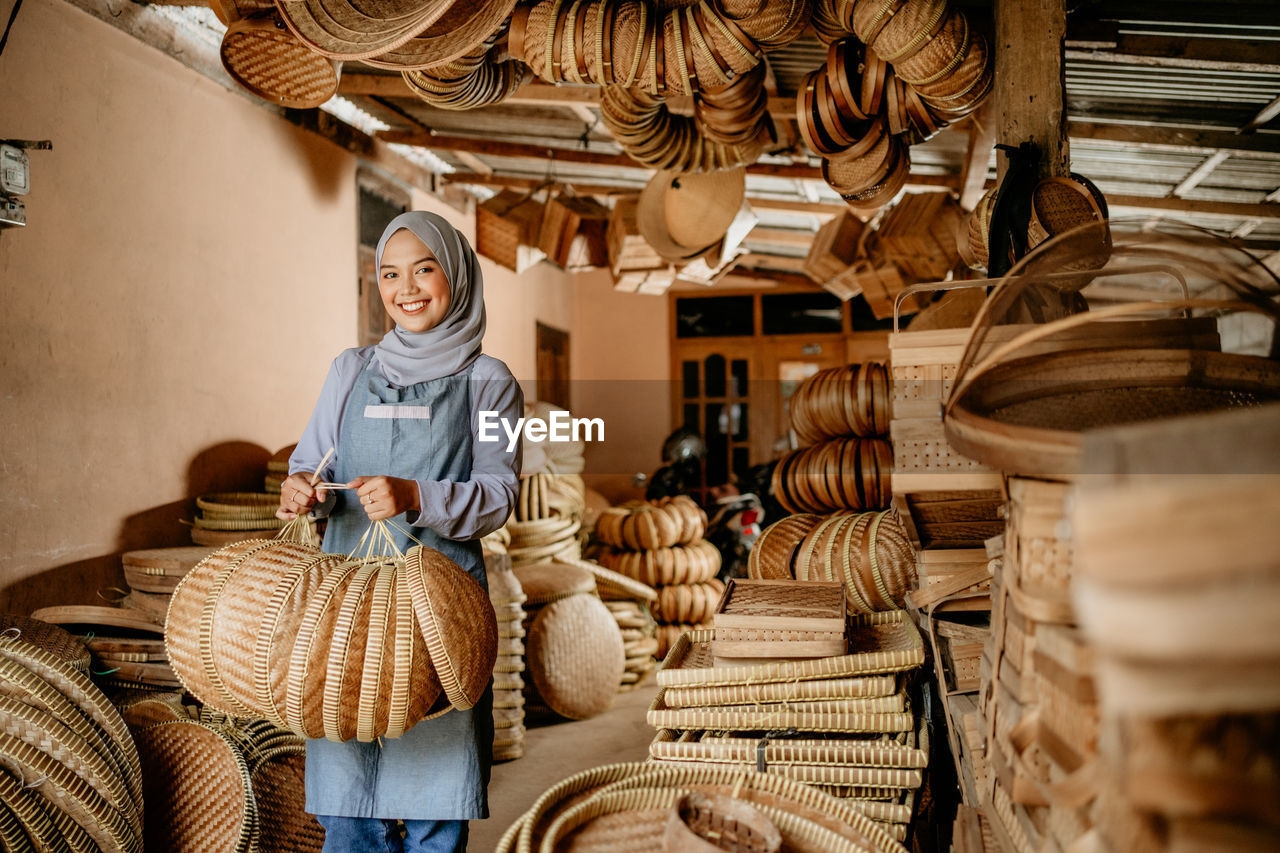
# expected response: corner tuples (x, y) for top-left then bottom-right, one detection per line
(712, 579), (847, 659)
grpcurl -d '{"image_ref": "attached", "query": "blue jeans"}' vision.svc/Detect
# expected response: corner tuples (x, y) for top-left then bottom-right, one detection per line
(316, 816), (469, 853)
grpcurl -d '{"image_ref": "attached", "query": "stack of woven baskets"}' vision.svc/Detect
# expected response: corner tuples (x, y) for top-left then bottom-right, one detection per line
(645, 611), (929, 844)
(560, 557), (661, 692)
(485, 550), (529, 761)
(506, 471), (585, 567)
(129, 701), (324, 852)
(773, 363), (894, 514)
(264, 444), (294, 494)
(511, 561), (626, 722)
(28, 598), (178, 692)
(802, 0), (993, 210)
(594, 497), (724, 658)
(191, 492), (292, 547)
(165, 533), (497, 742)
(0, 619), (145, 852)
(496, 760), (911, 853)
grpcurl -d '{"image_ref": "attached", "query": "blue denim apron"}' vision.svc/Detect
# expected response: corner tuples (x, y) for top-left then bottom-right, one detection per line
(305, 354), (493, 820)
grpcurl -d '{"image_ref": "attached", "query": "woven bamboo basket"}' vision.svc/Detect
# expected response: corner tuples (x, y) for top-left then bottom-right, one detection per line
(665, 790), (781, 853)
(497, 760), (905, 853)
(476, 189), (547, 273)
(525, 593), (626, 720)
(773, 437), (893, 514)
(746, 513), (823, 581)
(165, 534), (493, 741)
(597, 540), (721, 587)
(0, 614), (91, 672)
(595, 497), (707, 550)
(789, 510), (917, 614)
(221, 12), (340, 109)
(789, 363), (891, 446)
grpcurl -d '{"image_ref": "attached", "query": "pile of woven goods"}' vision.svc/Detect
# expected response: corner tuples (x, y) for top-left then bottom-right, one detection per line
(594, 497), (724, 658)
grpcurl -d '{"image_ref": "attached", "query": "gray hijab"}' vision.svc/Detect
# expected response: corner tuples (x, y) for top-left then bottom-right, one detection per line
(372, 211), (486, 385)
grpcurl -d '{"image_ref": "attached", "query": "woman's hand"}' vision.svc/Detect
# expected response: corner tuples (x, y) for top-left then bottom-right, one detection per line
(278, 473), (325, 520)
(351, 476), (421, 521)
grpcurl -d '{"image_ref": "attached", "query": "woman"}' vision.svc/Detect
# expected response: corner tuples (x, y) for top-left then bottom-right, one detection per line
(278, 211), (522, 853)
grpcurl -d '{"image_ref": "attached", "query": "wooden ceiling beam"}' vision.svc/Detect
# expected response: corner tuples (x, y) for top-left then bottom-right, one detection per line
(377, 131), (960, 186)
(1170, 150), (1230, 198)
(1107, 194), (1280, 221)
(1068, 121), (1280, 157)
(995, 0), (1070, 182)
(439, 172), (847, 217)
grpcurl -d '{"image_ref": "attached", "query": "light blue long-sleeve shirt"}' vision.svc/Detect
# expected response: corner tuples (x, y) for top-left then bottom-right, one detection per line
(289, 348), (522, 541)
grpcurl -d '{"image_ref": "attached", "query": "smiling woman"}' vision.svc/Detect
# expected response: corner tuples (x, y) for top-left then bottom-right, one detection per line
(378, 230), (453, 334)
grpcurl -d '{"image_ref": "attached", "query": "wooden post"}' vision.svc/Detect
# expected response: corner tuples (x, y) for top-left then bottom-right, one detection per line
(994, 0), (1070, 181)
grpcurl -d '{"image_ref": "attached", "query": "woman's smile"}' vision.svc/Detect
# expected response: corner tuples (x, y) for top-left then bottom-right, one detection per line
(399, 298), (430, 314)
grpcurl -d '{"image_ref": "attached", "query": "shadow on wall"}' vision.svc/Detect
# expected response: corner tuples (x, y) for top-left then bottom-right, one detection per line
(0, 441), (272, 615)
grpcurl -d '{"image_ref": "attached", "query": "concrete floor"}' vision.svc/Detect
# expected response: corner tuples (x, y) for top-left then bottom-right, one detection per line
(470, 685), (657, 852)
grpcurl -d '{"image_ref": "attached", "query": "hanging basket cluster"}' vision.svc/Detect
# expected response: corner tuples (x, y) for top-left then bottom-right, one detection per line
(801, 0), (993, 209)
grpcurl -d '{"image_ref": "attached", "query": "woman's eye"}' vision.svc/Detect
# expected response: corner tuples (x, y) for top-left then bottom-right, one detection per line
(382, 271), (397, 279)
(417, 266), (433, 275)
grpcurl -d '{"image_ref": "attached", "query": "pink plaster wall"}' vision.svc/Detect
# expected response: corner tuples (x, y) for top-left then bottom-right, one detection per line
(0, 0), (580, 611)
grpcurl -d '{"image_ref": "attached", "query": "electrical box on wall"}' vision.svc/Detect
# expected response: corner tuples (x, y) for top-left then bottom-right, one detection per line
(0, 139), (51, 230)
(0, 144), (30, 196)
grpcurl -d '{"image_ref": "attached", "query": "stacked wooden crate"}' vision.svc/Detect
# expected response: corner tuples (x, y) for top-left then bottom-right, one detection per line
(976, 477), (1098, 853)
(1070, 406), (1280, 853)
(876, 193), (963, 281)
(606, 195), (674, 294)
(537, 194), (609, 270)
(802, 210), (864, 286)
(475, 188), (546, 273)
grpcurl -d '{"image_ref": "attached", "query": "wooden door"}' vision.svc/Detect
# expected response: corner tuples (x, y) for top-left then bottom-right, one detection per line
(536, 322), (570, 409)
(671, 341), (761, 502)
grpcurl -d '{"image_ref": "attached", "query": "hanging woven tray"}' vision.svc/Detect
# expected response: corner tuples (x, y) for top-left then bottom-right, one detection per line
(657, 612), (924, 689)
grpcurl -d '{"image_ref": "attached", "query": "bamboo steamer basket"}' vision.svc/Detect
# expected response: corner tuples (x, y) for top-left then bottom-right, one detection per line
(789, 363), (891, 444)
(652, 580), (726, 625)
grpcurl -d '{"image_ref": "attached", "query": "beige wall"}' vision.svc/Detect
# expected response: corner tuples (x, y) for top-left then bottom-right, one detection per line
(569, 269), (672, 503)
(0, 0), (600, 611)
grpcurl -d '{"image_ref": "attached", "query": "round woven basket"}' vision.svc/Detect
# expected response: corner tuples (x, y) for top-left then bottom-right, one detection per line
(597, 541), (721, 587)
(137, 719), (257, 852)
(747, 514), (823, 580)
(275, 0), (457, 62)
(404, 546), (497, 711)
(526, 594), (625, 720)
(652, 580), (726, 625)
(665, 790), (781, 853)
(361, 0), (516, 70)
(0, 614), (91, 672)
(122, 545), (214, 594)
(512, 562), (598, 606)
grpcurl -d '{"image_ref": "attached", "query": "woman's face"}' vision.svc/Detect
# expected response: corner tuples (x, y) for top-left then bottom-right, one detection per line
(378, 229), (451, 333)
